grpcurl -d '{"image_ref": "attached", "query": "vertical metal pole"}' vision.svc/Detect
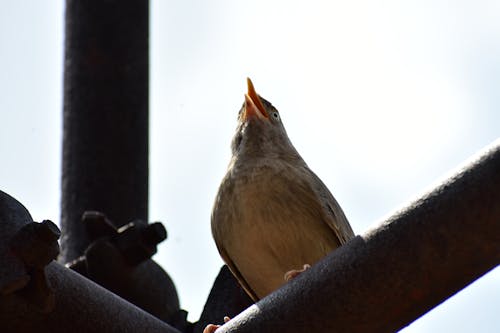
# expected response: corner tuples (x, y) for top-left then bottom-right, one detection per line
(60, 0), (149, 263)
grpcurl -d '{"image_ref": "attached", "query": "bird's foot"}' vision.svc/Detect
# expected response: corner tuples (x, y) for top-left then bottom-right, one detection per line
(203, 324), (219, 333)
(284, 264), (311, 282)
(203, 316), (231, 333)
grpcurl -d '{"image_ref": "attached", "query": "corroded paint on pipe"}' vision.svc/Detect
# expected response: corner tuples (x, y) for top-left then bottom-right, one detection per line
(0, 263), (181, 333)
(0, 191), (180, 333)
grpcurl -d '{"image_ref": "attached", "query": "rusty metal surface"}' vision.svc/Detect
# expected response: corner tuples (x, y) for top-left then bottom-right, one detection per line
(0, 190), (180, 333)
(0, 191), (32, 295)
(69, 211), (167, 268)
(215, 140), (500, 332)
(58, 1), (187, 328)
(1, 191), (61, 312)
(10, 220), (60, 269)
(61, 0), (150, 263)
(65, 211), (183, 326)
(193, 265), (253, 333)
(71, 239), (182, 325)
(9, 220), (61, 313)
(0, 263), (181, 333)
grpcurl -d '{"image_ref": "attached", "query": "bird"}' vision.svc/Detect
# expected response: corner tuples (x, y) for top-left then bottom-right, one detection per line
(211, 78), (355, 302)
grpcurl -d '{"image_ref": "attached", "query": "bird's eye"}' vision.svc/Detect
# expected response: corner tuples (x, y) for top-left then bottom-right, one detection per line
(271, 112), (280, 120)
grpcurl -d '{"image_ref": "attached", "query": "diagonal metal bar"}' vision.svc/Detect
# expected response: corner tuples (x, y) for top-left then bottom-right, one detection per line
(0, 261), (182, 333)
(217, 139), (500, 332)
(0, 191), (180, 333)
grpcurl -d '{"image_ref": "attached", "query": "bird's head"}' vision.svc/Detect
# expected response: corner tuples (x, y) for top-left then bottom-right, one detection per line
(230, 78), (299, 160)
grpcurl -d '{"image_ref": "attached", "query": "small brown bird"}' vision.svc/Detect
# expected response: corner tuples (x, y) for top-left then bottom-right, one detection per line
(211, 78), (355, 301)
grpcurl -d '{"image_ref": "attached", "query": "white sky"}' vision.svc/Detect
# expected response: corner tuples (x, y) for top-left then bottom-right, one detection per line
(1, 1), (499, 331)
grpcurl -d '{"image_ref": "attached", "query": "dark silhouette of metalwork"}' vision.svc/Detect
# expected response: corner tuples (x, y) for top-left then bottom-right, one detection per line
(194, 266), (254, 333)
(61, 0), (149, 263)
(0, 0), (498, 332)
(2, 142), (499, 332)
(58, 0), (188, 330)
(66, 211), (184, 327)
(0, 191), (180, 333)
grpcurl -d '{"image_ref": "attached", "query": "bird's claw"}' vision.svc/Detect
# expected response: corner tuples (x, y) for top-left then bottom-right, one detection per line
(203, 324), (220, 333)
(284, 264), (311, 281)
(203, 316), (232, 333)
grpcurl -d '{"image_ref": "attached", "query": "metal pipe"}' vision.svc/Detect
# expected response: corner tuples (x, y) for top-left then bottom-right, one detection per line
(0, 190), (180, 333)
(193, 265), (253, 333)
(0, 262), (181, 333)
(60, 0), (150, 263)
(216, 139), (500, 332)
(58, 2), (185, 327)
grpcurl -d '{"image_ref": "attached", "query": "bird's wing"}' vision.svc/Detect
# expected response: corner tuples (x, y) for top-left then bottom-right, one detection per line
(302, 167), (355, 245)
(211, 174), (260, 302)
(216, 241), (259, 302)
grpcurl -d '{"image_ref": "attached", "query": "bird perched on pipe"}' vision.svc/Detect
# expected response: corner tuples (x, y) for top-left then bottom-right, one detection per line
(211, 78), (355, 301)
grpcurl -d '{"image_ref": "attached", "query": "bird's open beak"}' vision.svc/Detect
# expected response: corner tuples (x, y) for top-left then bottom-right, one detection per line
(244, 78), (268, 120)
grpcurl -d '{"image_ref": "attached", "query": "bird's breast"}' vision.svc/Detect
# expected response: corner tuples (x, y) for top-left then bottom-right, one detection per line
(214, 160), (340, 298)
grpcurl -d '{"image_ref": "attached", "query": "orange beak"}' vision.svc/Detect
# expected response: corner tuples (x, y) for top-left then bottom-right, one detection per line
(244, 78), (268, 120)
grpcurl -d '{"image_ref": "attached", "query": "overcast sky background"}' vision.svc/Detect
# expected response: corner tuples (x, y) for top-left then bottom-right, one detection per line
(1, 1), (499, 331)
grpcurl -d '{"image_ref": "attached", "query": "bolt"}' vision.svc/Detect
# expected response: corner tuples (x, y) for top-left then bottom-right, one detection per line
(142, 222), (167, 246)
(9, 220), (60, 313)
(10, 220), (60, 268)
(82, 211), (116, 240)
